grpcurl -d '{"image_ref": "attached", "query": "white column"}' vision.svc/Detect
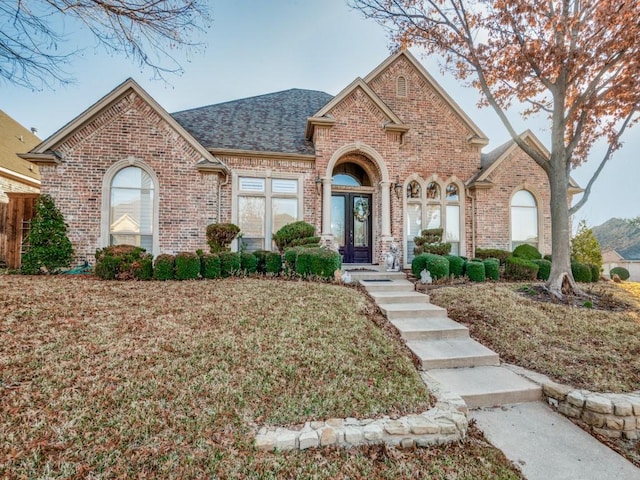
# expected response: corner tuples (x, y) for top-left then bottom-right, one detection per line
(321, 177), (333, 236)
(380, 180), (392, 238)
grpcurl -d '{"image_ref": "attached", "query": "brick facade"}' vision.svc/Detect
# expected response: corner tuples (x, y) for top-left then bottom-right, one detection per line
(0, 176), (39, 203)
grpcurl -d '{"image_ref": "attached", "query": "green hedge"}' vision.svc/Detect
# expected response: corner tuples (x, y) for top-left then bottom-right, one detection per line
(482, 258), (500, 281)
(571, 262), (592, 283)
(284, 246), (305, 274)
(219, 252), (241, 277)
(610, 266), (630, 281)
(240, 252), (258, 274)
(175, 252), (200, 280)
(505, 256), (539, 281)
(467, 261), (486, 282)
(444, 255), (465, 278)
(273, 221), (316, 252)
(294, 247), (342, 279)
(153, 254), (175, 281)
(475, 248), (511, 265)
(411, 253), (450, 280)
(265, 252), (282, 275)
(206, 223), (240, 253)
(94, 244), (153, 280)
(200, 253), (221, 279)
(288, 236), (321, 248)
(512, 244), (542, 260)
(587, 264), (600, 283)
(532, 259), (551, 281)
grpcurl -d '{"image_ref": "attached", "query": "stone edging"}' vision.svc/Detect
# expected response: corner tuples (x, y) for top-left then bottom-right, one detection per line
(504, 364), (640, 440)
(254, 371), (469, 451)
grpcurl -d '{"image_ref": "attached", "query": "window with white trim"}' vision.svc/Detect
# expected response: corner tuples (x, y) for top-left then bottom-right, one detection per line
(511, 189), (538, 249)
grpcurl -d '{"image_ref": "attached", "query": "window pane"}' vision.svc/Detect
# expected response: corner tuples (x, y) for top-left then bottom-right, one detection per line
(426, 182), (440, 200)
(511, 206), (538, 243)
(512, 190), (536, 207)
(425, 204), (441, 229)
(238, 196), (265, 237)
(445, 205), (460, 242)
(332, 173), (360, 186)
(272, 198), (297, 235)
(446, 184), (459, 202)
(353, 197), (369, 247)
(407, 181), (421, 199)
(239, 177), (265, 192)
(406, 203), (422, 262)
(331, 196), (345, 246)
(449, 242), (460, 256)
(112, 166), (152, 189)
(272, 179), (298, 194)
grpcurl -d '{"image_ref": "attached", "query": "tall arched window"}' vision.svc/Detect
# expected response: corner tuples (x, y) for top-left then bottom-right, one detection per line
(511, 190), (538, 249)
(109, 166), (155, 252)
(445, 183), (461, 255)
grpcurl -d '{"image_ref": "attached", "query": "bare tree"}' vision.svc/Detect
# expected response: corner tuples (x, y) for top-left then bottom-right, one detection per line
(1, 1), (210, 90)
(351, 0), (640, 298)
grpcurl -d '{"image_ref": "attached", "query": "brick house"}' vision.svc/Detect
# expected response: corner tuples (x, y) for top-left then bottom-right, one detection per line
(21, 50), (579, 267)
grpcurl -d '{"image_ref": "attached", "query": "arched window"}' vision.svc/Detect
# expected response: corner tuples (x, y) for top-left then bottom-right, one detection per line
(445, 183), (461, 255)
(397, 76), (407, 97)
(511, 190), (538, 249)
(109, 166), (155, 253)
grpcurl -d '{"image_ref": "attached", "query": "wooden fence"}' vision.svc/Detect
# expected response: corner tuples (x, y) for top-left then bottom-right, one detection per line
(2, 193), (39, 269)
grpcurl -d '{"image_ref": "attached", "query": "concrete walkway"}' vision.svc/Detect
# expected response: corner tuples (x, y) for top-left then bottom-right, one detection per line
(348, 271), (640, 479)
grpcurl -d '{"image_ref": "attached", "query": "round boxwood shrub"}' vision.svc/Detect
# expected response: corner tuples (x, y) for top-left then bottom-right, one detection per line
(505, 256), (539, 281)
(175, 252), (200, 280)
(153, 254), (175, 281)
(532, 259), (551, 281)
(444, 255), (465, 278)
(543, 254), (552, 262)
(273, 221), (316, 252)
(206, 223), (240, 253)
(200, 253), (221, 279)
(252, 250), (269, 273)
(240, 252), (258, 274)
(475, 248), (511, 265)
(265, 252), (282, 275)
(94, 244), (153, 280)
(587, 263), (600, 283)
(219, 252), (241, 277)
(466, 261), (486, 282)
(571, 262), (592, 283)
(512, 244), (542, 260)
(482, 258), (500, 281)
(411, 253), (450, 280)
(295, 247), (342, 279)
(610, 266), (630, 281)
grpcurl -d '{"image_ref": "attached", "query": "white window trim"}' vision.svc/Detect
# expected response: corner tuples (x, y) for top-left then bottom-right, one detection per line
(509, 186), (542, 251)
(101, 156), (160, 256)
(231, 170), (304, 252)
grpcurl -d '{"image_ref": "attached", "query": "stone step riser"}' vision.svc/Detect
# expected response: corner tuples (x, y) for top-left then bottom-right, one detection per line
(369, 294), (430, 304)
(348, 272), (407, 281)
(383, 309), (449, 320)
(362, 284), (415, 293)
(462, 389), (542, 409)
(400, 328), (468, 341)
(418, 354), (499, 370)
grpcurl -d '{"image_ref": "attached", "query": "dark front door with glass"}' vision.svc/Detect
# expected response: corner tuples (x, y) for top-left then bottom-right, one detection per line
(331, 193), (372, 263)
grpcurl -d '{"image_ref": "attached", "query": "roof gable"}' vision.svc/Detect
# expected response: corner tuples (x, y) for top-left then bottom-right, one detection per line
(0, 110), (40, 184)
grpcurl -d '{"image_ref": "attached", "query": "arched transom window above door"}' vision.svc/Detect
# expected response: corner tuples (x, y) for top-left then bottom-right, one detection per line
(332, 162), (372, 187)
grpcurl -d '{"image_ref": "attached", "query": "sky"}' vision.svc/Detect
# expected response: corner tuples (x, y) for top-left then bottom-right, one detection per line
(2, 0), (639, 228)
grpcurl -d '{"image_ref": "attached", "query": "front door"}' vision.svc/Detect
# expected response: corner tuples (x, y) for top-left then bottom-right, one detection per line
(331, 193), (372, 263)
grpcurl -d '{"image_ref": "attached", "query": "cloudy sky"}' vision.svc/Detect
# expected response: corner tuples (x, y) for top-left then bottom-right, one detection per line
(3, 0), (638, 227)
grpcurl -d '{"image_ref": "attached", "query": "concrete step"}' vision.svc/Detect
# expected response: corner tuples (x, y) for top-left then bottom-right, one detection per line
(348, 270), (407, 282)
(369, 291), (429, 304)
(360, 279), (415, 293)
(429, 366), (542, 408)
(379, 302), (448, 320)
(391, 317), (469, 340)
(407, 338), (500, 370)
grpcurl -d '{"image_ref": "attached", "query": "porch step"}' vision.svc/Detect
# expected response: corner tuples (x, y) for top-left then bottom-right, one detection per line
(348, 270), (407, 282)
(360, 279), (415, 293)
(369, 291), (430, 304)
(379, 302), (448, 320)
(407, 338), (500, 370)
(390, 317), (469, 341)
(427, 366), (542, 408)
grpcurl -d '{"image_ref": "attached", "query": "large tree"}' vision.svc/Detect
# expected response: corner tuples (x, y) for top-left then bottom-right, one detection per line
(1, 0), (210, 90)
(352, 0), (640, 297)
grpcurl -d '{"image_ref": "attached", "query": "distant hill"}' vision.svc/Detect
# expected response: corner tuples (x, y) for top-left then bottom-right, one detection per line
(592, 218), (640, 260)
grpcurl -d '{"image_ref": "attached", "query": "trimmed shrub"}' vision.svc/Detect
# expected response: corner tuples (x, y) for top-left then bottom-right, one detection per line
(252, 250), (269, 273)
(21, 194), (74, 274)
(445, 255), (465, 278)
(294, 247), (342, 279)
(413, 228), (451, 256)
(206, 223), (240, 253)
(284, 247), (304, 274)
(273, 221), (316, 252)
(154, 254), (175, 281)
(466, 260), (486, 282)
(475, 248), (511, 265)
(532, 259), (552, 281)
(411, 253), (450, 280)
(219, 252), (241, 277)
(200, 253), (221, 279)
(512, 244), (542, 261)
(96, 244), (153, 281)
(587, 263), (600, 283)
(483, 258), (500, 281)
(175, 252), (200, 280)
(571, 262), (592, 283)
(288, 236), (321, 248)
(543, 254), (552, 262)
(505, 256), (539, 281)
(265, 252), (282, 275)
(240, 252), (258, 274)
(610, 266), (630, 281)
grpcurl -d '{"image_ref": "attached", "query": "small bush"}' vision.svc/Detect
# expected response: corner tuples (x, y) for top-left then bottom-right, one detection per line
(466, 261), (486, 282)
(512, 244), (542, 260)
(475, 248), (511, 265)
(587, 263), (600, 283)
(288, 236), (321, 248)
(571, 262), (592, 283)
(273, 221), (316, 252)
(206, 223), (240, 253)
(445, 255), (465, 278)
(200, 253), (221, 279)
(505, 256), (539, 281)
(413, 228), (451, 256)
(240, 252), (258, 274)
(94, 244), (153, 280)
(219, 252), (241, 277)
(175, 252), (200, 280)
(411, 253), (450, 280)
(482, 258), (500, 281)
(265, 252), (282, 275)
(610, 266), (630, 281)
(295, 247), (342, 279)
(532, 259), (551, 281)
(543, 254), (552, 262)
(154, 254), (175, 281)
(252, 250), (269, 273)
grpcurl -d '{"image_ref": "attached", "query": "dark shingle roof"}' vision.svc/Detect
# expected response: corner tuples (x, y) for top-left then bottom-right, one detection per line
(480, 137), (515, 169)
(171, 89), (333, 155)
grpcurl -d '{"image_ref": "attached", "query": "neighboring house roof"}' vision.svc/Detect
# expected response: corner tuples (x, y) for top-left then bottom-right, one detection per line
(0, 109), (40, 186)
(602, 248), (624, 262)
(21, 79), (228, 174)
(172, 89), (333, 156)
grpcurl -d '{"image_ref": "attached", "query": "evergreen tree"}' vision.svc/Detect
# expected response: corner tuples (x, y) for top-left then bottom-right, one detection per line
(21, 195), (73, 274)
(571, 220), (603, 271)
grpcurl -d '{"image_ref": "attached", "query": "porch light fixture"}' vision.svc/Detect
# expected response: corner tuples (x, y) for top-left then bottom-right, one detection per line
(393, 176), (403, 199)
(315, 175), (323, 195)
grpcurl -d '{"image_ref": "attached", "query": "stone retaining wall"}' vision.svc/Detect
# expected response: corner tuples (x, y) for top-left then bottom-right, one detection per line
(255, 372), (469, 451)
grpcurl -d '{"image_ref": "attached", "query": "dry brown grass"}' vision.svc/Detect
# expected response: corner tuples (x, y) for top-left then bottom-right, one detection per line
(430, 282), (640, 393)
(0, 275), (523, 479)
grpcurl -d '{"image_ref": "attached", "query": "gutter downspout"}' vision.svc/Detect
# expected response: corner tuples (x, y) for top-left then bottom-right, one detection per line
(218, 172), (230, 223)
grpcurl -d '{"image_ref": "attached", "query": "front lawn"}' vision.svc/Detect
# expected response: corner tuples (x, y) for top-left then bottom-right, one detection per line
(0, 276), (522, 479)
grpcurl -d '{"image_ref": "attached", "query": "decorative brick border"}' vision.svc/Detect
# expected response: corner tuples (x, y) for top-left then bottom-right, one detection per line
(504, 364), (640, 440)
(255, 371), (469, 451)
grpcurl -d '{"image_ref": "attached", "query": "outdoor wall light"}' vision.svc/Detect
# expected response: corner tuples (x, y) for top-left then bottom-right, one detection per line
(393, 176), (403, 199)
(315, 175), (323, 195)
